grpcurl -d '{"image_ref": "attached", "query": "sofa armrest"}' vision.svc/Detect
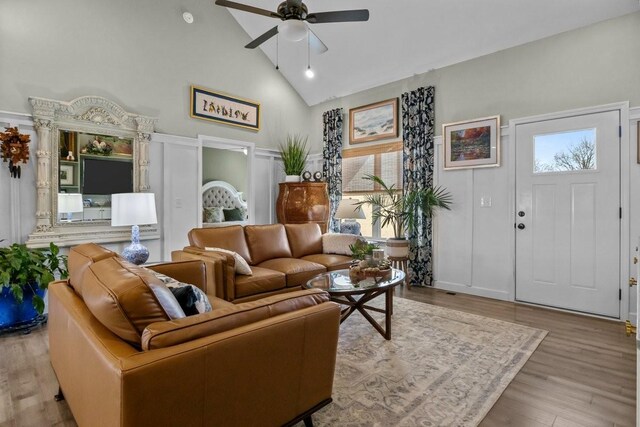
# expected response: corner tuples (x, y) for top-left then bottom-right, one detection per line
(172, 248), (235, 300)
(147, 259), (208, 291)
(141, 289), (330, 350)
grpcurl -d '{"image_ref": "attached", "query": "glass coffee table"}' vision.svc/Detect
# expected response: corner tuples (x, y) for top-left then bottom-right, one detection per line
(304, 268), (405, 340)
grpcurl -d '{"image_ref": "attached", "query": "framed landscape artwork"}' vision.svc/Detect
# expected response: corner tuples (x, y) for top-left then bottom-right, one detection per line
(60, 164), (75, 186)
(190, 85), (260, 131)
(349, 98), (398, 144)
(443, 116), (500, 170)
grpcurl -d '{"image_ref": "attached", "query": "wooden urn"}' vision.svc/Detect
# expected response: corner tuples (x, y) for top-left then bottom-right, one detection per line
(276, 182), (330, 232)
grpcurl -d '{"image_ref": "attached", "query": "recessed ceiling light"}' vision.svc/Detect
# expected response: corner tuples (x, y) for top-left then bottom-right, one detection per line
(183, 12), (194, 24)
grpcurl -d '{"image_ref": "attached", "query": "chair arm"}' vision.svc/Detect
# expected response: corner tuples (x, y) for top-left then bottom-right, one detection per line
(147, 259), (208, 291)
(141, 289), (330, 350)
(172, 248), (235, 300)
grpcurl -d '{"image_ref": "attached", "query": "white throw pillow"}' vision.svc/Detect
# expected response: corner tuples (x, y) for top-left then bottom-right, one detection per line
(204, 247), (252, 275)
(322, 233), (366, 256)
(150, 272), (212, 315)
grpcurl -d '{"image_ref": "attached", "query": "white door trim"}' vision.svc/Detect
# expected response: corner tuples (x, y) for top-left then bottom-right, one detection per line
(197, 134), (256, 226)
(508, 101), (630, 321)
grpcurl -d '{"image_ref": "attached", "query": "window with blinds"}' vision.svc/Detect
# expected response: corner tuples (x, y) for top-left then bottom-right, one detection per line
(341, 142), (403, 238)
(342, 141), (403, 193)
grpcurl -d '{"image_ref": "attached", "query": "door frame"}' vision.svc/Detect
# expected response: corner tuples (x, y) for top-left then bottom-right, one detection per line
(508, 102), (630, 321)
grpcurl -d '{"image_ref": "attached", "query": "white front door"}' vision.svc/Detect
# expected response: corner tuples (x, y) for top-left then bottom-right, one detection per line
(515, 110), (620, 318)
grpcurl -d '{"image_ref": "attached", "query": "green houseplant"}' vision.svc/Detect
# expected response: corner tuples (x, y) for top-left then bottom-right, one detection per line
(279, 134), (309, 182)
(0, 242), (68, 328)
(355, 174), (452, 257)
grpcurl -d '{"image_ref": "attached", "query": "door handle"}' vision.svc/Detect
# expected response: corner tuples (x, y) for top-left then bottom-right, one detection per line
(517, 223), (525, 230)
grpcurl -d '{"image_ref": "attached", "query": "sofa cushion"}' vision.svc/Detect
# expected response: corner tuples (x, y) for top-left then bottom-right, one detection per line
(322, 233), (365, 255)
(285, 223), (323, 258)
(257, 258), (326, 287)
(188, 226), (252, 263)
(141, 289), (331, 350)
(244, 224), (292, 265)
(301, 254), (353, 271)
(82, 257), (186, 345)
(235, 266), (287, 298)
(67, 243), (118, 297)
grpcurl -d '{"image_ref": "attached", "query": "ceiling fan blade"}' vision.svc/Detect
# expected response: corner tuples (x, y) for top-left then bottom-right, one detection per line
(306, 9), (369, 24)
(308, 28), (328, 54)
(215, 0), (282, 19)
(245, 26), (279, 49)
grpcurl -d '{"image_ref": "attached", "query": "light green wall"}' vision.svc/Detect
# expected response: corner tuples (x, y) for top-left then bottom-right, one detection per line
(202, 147), (247, 194)
(309, 11), (640, 151)
(0, 0), (310, 149)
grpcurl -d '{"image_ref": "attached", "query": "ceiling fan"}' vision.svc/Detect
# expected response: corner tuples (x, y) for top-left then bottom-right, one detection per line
(214, 0), (369, 53)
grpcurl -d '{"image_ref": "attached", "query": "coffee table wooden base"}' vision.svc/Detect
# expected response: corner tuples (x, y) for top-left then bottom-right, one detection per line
(330, 287), (394, 340)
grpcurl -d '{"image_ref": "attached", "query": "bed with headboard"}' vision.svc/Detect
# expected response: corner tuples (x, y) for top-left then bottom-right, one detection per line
(201, 180), (248, 228)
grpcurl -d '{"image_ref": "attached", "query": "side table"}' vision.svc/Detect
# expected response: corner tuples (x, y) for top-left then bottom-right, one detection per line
(388, 256), (410, 289)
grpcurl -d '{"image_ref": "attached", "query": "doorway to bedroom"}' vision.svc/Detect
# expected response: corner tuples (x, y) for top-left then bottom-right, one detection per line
(199, 135), (255, 227)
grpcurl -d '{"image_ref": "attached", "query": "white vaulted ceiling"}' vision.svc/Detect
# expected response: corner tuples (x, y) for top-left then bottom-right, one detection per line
(225, 1), (640, 106)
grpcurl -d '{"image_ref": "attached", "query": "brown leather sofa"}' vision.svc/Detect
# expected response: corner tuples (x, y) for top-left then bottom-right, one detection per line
(49, 243), (341, 427)
(172, 223), (354, 303)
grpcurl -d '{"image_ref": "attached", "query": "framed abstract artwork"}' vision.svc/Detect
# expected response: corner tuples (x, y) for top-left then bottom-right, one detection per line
(443, 116), (500, 170)
(349, 98), (398, 144)
(190, 85), (260, 131)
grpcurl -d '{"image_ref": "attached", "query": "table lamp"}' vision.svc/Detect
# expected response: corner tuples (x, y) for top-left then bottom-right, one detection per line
(111, 192), (158, 265)
(57, 193), (84, 222)
(334, 198), (366, 235)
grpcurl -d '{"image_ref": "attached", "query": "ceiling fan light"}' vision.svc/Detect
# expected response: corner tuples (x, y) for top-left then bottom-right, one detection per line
(278, 20), (307, 42)
(305, 66), (315, 79)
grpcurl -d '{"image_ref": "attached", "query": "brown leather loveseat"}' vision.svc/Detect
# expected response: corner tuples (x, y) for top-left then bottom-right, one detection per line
(172, 223), (358, 303)
(49, 243), (340, 427)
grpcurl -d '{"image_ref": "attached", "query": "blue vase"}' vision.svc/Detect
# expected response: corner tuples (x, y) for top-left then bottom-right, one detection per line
(0, 285), (45, 330)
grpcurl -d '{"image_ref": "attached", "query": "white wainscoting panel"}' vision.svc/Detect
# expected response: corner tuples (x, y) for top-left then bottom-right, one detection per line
(433, 131), (512, 301)
(156, 133), (201, 261)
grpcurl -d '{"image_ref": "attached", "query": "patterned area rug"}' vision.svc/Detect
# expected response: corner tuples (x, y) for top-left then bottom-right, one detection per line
(313, 297), (547, 426)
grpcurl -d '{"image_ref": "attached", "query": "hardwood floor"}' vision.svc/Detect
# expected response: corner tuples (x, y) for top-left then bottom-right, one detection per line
(0, 287), (635, 426)
(397, 287), (636, 427)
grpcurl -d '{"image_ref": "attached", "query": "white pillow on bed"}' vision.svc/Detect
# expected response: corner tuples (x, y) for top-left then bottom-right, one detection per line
(204, 247), (252, 275)
(203, 207), (224, 223)
(322, 233), (365, 256)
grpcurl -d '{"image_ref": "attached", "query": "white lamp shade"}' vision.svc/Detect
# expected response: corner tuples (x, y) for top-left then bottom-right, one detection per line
(334, 198), (366, 220)
(278, 20), (307, 42)
(111, 193), (158, 226)
(58, 193), (84, 213)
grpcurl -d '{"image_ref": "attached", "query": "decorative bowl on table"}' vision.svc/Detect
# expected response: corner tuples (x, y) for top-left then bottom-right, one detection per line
(349, 258), (392, 284)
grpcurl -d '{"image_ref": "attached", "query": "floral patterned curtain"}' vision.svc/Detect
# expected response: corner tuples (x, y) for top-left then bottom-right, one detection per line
(402, 86), (435, 286)
(322, 108), (343, 233)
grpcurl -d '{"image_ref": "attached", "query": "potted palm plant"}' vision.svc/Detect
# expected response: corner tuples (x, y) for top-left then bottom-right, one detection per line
(279, 134), (309, 182)
(0, 242), (68, 329)
(355, 175), (452, 258)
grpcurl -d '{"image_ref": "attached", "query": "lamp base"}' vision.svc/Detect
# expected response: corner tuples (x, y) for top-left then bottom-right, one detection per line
(121, 225), (149, 265)
(121, 243), (149, 265)
(339, 220), (361, 235)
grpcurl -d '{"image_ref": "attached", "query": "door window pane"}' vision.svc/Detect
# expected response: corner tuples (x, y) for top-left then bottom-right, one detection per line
(534, 129), (596, 173)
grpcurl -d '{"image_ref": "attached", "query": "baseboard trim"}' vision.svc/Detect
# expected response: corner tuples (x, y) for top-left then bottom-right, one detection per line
(434, 281), (511, 302)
